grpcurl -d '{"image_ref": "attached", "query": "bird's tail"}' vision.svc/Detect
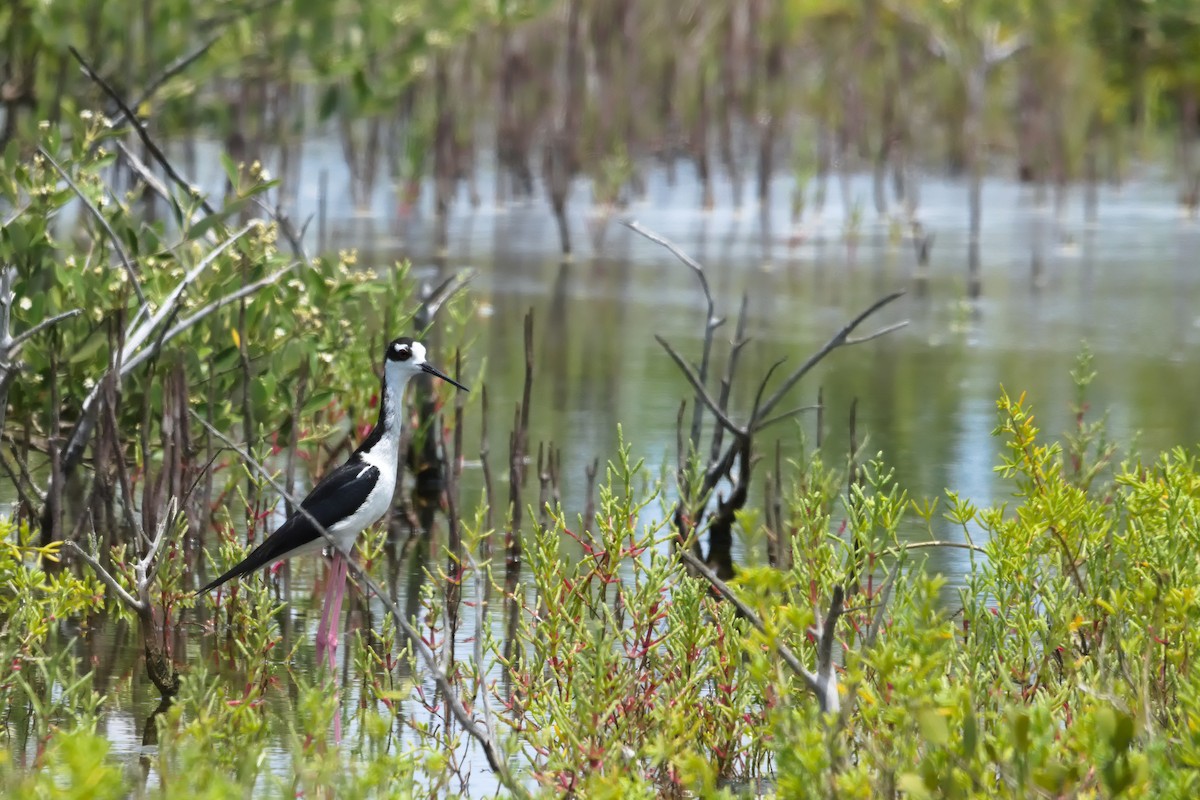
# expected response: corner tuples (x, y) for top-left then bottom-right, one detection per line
(195, 537), (283, 595)
(196, 560), (254, 596)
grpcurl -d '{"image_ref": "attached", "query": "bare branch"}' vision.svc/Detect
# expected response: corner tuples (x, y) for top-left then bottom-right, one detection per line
(678, 548), (841, 711)
(624, 218), (721, 450)
(622, 219), (710, 298)
(8, 309), (83, 351)
(52, 223), (276, 490)
(753, 404), (821, 434)
(66, 539), (145, 614)
(135, 498), (177, 611)
(815, 585), (844, 712)
(711, 292), (751, 462)
(2, 204), (28, 229)
(756, 291), (906, 420)
(983, 26), (1027, 67)
(884, 540), (988, 558)
(121, 221), (257, 363)
(138, 497), (176, 576)
(863, 561), (900, 651)
(833, 559), (902, 737)
(123, 263), (296, 375)
(417, 270), (476, 326)
(0, 446), (45, 507)
(467, 551), (501, 763)
(69, 46), (217, 217)
(655, 335), (745, 440)
(749, 357), (787, 425)
(844, 320), (909, 346)
(118, 33), (222, 127)
(37, 147), (147, 309)
(115, 142), (184, 224)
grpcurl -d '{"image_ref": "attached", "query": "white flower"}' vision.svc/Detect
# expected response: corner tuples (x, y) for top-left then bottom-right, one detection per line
(83, 377), (95, 390)
(273, 327), (286, 339)
(18, 297), (32, 311)
(318, 352), (334, 364)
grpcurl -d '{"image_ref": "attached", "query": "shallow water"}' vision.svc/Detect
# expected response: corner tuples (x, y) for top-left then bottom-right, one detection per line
(11, 150), (1200, 792)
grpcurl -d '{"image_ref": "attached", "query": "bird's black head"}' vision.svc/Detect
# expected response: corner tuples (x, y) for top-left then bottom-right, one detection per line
(382, 336), (469, 392)
(386, 337), (416, 363)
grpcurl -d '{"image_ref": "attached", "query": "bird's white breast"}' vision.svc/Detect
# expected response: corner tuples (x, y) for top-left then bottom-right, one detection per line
(327, 433), (400, 554)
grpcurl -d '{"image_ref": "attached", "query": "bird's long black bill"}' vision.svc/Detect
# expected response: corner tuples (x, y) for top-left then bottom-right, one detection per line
(422, 362), (469, 392)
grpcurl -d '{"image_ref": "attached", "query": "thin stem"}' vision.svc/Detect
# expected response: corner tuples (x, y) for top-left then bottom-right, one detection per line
(678, 548), (837, 711)
(8, 308), (83, 351)
(38, 147), (147, 309)
(67, 540), (145, 613)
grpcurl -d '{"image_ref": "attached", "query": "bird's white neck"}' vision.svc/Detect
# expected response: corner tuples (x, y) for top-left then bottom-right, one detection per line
(354, 369), (411, 468)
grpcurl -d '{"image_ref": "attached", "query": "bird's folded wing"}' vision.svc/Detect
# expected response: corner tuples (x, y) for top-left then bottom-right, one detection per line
(197, 461), (381, 593)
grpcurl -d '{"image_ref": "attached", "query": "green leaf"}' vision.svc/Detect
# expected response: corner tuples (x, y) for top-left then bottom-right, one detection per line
(352, 68), (371, 103)
(302, 389), (336, 415)
(1113, 710), (1135, 753)
(186, 198), (248, 242)
(897, 772), (931, 799)
(220, 152), (239, 189)
(917, 706), (950, 747)
(212, 345), (241, 373)
(961, 708), (977, 756)
(70, 329), (109, 365)
(1013, 711), (1031, 753)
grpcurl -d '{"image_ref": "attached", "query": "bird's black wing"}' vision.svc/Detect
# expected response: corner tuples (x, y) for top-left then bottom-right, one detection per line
(197, 460), (381, 594)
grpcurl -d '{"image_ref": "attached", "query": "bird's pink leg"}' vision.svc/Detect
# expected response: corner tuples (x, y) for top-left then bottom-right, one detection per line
(314, 550), (350, 743)
(314, 554), (339, 669)
(322, 551), (350, 672)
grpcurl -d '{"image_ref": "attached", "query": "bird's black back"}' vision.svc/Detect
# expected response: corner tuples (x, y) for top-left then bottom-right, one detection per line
(196, 459), (381, 594)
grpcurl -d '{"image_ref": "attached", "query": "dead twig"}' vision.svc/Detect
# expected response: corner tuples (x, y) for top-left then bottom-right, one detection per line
(37, 146), (147, 310)
(8, 309), (84, 351)
(679, 548), (843, 715)
(118, 33), (222, 127)
(623, 219), (723, 456)
(69, 46), (217, 217)
(754, 291), (907, 422)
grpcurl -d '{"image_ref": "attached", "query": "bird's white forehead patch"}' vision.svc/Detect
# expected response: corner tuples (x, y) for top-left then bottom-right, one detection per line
(410, 342), (427, 363)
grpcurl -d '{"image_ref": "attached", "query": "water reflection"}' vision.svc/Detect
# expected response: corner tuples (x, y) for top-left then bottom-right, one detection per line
(8, 162), (1200, 792)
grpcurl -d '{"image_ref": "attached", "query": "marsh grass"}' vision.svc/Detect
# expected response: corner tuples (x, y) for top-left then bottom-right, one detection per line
(4, 121), (1200, 798)
(6, 375), (1200, 798)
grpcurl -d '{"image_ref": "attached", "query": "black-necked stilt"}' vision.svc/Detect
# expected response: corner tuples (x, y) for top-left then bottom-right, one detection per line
(197, 336), (468, 670)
